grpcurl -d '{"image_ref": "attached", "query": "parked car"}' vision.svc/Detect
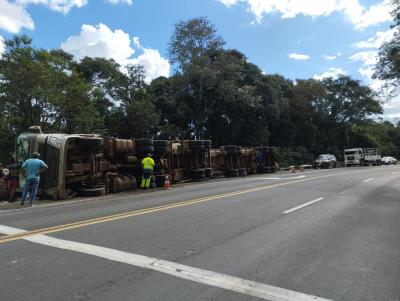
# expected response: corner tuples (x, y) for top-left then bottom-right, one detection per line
(381, 156), (397, 165)
(313, 154), (337, 169)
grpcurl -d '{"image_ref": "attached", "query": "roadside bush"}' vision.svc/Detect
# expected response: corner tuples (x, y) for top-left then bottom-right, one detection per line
(275, 146), (314, 167)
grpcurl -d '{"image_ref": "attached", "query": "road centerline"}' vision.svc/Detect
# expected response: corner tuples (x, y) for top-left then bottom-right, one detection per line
(283, 198), (325, 214)
(0, 225), (332, 301)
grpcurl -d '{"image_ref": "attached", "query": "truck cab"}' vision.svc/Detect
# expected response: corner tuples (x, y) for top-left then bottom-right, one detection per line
(344, 148), (363, 166)
(344, 147), (381, 166)
(16, 127), (105, 200)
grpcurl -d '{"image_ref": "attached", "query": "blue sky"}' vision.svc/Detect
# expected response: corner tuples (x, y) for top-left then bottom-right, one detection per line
(0, 0), (397, 119)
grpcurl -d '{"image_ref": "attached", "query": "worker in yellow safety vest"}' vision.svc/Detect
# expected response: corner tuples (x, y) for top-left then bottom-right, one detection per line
(141, 153), (155, 189)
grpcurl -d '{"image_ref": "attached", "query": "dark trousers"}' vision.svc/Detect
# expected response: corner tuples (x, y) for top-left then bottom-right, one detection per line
(21, 178), (39, 205)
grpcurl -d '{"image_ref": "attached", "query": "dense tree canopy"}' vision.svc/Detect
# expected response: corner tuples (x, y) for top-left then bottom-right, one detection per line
(375, 0), (400, 92)
(0, 18), (398, 166)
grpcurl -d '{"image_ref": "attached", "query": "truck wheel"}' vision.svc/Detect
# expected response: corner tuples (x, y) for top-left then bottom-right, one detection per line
(136, 145), (154, 154)
(154, 140), (169, 147)
(136, 138), (154, 146)
(79, 186), (106, 197)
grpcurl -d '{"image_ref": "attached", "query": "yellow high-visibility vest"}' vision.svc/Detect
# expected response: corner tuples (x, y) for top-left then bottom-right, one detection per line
(142, 157), (155, 170)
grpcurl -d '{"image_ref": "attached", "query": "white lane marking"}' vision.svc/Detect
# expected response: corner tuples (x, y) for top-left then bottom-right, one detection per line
(0, 225), (331, 301)
(181, 175), (307, 188)
(363, 178), (374, 183)
(392, 172), (400, 175)
(283, 198), (325, 214)
(257, 175), (306, 180)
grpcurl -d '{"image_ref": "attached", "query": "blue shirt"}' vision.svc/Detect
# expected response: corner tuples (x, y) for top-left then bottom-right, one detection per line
(22, 159), (48, 180)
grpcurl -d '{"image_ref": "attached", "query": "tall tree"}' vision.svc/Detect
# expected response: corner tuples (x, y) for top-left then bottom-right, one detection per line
(168, 17), (225, 71)
(0, 35), (100, 160)
(75, 57), (124, 128)
(108, 65), (159, 138)
(374, 0), (400, 92)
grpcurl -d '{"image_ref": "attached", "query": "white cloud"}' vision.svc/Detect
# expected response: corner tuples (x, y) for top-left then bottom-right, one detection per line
(61, 23), (135, 63)
(343, 0), (392, 29)
(16, 0), (87, 14)
(0, 0), (34, 33)
(129, 48), (170, 83)
(323, 55), (337, 61)
(0, 35), (5, 56)
(218, 0), (392, 29)
(61, 23), (170, 83)
(289, 53), (310, 60)
(133, 36), (141, 49)
(349, 50), (385, 90)
(351, 28), (397, 91)
(355, 28), (396, 49)
(350, 50), (377, 66)
(313, 67), (347, 80)
(107, 0), (132, 4)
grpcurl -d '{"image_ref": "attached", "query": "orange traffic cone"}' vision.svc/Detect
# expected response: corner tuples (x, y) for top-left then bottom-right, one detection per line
(164, 175), (171, 190)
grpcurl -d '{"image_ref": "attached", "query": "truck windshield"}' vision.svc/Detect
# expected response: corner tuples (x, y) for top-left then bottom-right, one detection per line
(345, 151), (356, 155)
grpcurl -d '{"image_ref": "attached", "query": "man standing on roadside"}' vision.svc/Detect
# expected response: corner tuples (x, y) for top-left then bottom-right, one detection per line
(20, 152), (48, 207)
(141, 153), (155, 189)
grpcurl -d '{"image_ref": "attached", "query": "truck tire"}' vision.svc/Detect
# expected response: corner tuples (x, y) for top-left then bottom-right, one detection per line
(226, 169), (239, 177)
(205, 168), (213, 178)
(136, 138), (154, 146)
(79, 186), (106, 197)
(136, 145), (154, 154)
(154, 140), (169, 147)
(191, 169), (205, 181)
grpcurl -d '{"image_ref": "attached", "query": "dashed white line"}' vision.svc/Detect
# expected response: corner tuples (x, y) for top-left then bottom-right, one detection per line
(0, 225), (332, 301)
(283, 198), (325, 214)
(392, 172), (400, 175)
(363, 178), (374, 183)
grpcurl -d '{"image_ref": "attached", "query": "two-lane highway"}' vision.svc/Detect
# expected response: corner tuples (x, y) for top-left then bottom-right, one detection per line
(1, 166), (400, 301)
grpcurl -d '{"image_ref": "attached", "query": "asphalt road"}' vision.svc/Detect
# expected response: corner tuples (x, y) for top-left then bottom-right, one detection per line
(1, 166), (400, 301)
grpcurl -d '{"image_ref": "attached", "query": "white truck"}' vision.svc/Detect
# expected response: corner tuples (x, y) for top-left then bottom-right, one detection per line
(344, 148), (382, 166)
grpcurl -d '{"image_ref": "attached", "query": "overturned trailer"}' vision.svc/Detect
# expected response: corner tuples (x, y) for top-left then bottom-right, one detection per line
(17, 127), (140, 200)
(15, 127), (279, 200)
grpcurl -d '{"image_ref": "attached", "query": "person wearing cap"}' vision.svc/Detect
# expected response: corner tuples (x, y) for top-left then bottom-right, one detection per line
(6, 155), (20, 203)
(141, 153), (155, 189)
(20, 152), (48, 207)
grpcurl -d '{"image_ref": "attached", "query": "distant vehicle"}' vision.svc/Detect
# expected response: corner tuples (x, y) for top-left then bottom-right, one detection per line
(381, 156), (397, 165)
(313, 154), (337, 169)
(344, 148), (381, 166)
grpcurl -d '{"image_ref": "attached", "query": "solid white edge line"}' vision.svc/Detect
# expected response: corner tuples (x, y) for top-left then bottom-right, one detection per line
(363, 178), (374, 183)
(283, 198), (325, 214)
(0, 225), (332, 301)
